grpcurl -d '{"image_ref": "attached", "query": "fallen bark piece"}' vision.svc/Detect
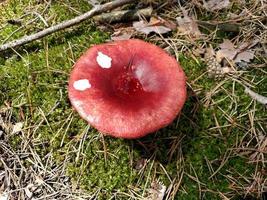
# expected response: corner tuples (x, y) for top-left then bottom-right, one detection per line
(93, 7), (153, 23)
(244, 86), (267, 106)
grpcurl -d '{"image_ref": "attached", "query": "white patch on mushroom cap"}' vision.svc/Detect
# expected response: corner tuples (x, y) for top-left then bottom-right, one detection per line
(96, 51), (112, 68)
(73, 79), (91, 91)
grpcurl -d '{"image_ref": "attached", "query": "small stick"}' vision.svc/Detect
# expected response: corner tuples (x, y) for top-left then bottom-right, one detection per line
(0, 0), (136, 52)
(93, 7), (153, 23)
(244, 86), (267, 106)
(197, 21), (240, 33)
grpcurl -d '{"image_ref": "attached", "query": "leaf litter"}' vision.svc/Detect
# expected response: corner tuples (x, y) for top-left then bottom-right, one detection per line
(145, 181), (166, 200)
(216, 39), (258, 64)
(176, 9), (201, 38)
(111, 27), (133, 41)
(133, 16), (176, 35)
(203, 0), (230, 11)
(205, 39), (259, 77)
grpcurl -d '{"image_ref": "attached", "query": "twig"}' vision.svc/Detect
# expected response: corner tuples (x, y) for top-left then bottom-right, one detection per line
(197, 21), (240, 33)
(244, 86), (267, 106)
(0, 0), (136, 52)
(93, 7), (153, 23)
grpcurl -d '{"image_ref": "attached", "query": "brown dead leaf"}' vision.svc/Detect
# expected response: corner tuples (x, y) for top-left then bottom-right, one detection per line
(148, 17), (162, 26)
(219, 39), (235, 49)
(203, 0), (230, 11)
(133, 20), (171, 34)
(145, 181), (166, 200)
(205, 38), (258, 78)
(216, 39), (257, 64)
(111, 30), (132, 41)
(176, 11), (201, 38)
(133, 17), (176, 35)
(149, 17), (177, 30)
(205, 46), (216, 58)
(235, 51), (255, 63)
(216, 39), (238, 62)
(216, 50), (237, 62)
(110, 26), (136, 41)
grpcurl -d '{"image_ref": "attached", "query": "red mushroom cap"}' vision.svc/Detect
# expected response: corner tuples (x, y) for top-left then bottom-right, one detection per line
(68, 39), (186, 139)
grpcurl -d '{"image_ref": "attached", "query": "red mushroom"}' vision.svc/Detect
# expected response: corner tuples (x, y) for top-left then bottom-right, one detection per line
(68, 39), (186, 139)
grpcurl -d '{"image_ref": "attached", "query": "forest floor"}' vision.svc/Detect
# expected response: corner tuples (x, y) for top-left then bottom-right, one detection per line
(0, 0), (266, 199)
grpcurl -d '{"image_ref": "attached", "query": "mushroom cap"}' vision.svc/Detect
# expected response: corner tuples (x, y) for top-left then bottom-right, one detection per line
(68, 39), (186, 139)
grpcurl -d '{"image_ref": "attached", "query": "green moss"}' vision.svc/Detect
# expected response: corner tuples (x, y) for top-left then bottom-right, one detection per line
(70, 139), (135, 192)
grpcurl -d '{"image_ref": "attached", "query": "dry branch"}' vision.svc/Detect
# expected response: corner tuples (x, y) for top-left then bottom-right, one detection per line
(197, 21), (240, 33)
(93, 7), (153, 23)
(244, 86), (267, 106)
(0, 0), (136, 52)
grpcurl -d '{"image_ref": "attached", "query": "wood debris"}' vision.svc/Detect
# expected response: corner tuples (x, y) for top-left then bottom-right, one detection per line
(244, 86), (267, 106)
(94, 7), (153, 24)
